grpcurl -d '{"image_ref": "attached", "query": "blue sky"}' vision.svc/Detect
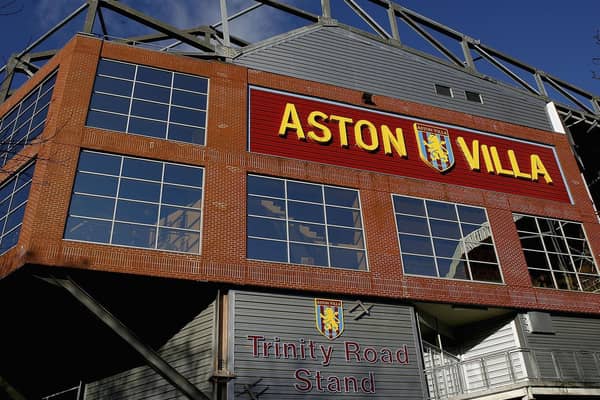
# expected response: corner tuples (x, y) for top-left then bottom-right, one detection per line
(1, 0), (598, 99)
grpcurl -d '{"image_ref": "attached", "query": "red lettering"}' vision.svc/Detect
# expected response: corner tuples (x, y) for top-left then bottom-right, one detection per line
(396, 344), (410, 364)
(262, 341), (273, 357)
(361, 372), (376, 393)
(344, 341), (361, 362)
(283, 343), (297, 359)
(327, 376), (342, 392)
(344, 376), (358, 392)
(315, 370), (324, 391)
(294, 369), (312, 392)
(247, 335), (264, 357)
(363, 347), (377, 363)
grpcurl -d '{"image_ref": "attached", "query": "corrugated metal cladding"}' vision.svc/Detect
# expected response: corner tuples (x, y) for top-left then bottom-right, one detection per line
(230, 291), (427, 399)
(85, 301), (215, 399)
(518, 313), (600, 380)
(236, 26), (552, 132)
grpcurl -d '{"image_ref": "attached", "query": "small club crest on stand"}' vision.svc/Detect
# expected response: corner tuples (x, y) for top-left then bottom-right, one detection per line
(414, 123), (455, 173)
(314, 298), (344, 340)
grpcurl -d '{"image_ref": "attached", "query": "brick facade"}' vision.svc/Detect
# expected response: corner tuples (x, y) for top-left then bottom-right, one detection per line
(3, 34), (600, 315)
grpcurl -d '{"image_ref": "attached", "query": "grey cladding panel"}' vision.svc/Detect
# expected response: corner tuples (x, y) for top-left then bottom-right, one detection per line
(230, 291), (426, 399)
(85, 301), (216, 400)
(237, 26), (551, 131)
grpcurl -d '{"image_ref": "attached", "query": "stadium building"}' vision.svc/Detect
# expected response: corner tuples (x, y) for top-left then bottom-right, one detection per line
(1, 1), (600, 399)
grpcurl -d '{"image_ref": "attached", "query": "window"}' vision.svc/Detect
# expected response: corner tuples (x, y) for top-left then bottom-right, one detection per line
(514, 214), (600, 292)
(65, 150), (204, 254)
(465, 90), (483, 103)
(434, 84), (453, 97)
(247, 175), (367, 270)
(393, 195), (502, 282)
(86, 59), (208, 145)
(0, 72), (56, 167)
(0, 162), (35, 255)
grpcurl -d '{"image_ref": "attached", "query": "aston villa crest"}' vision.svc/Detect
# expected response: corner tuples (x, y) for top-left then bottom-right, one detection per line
(315, 298), (344, 340)
(414, 123), (455, 172)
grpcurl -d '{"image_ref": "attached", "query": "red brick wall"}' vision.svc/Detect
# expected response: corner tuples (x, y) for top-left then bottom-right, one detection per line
(3, 34), (600, 315)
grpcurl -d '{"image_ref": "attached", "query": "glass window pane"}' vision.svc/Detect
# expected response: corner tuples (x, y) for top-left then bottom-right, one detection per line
(470, 262), (502, 283)
(162, 184), (202, 208)
(137, 66), (172, 86)
(287, 181), (322, 203)
(171, 90), (207, 110)
(575, 257), (597, 274)
(287, 201), (324, 223)
(73, 173), (118, 196)
(122, 158), (163, 181)
(247, 216), (286, 240)
(86, 110), (128, 132)
(426, 200), (457, 221)
(567, 238), (591, 257)
(112, 222), (156, 248)
(457, 205), (486, 224)
(11, 185), (31, 209)
(0, 227), (20, 254)
(115, 199), (158, 224)
(78, 151), (121, 175)
(168, 124), (205, 144)
(94, 75), (133, 96)
(173, 74), (208, 92)
(157, 228), (200, 253)
(64, 216), (111, 243)
(69, 194), (115, 219)
(160, 206), (202, 230)
(289, 222), (326, 244)
(529, 269), (554, 288)
(538, 218), (561, 235)
(128, 117), (166, 138)
(247, 196), (286, 218)
(438, 258), (468, 280)
(247, 237), (287, 262)
(326, 206), (362, 228)
(97, 59), (135, 79)
(5, 204), (26, 232)
(40, 73), (57, 93)
(519, 233), (544, 250)
(430, 219), (461, 239)
(248, 175), (284, 198)
(396, 214), (429, 235)
(119, 178), (161, 202)
(169, 106), (205, 125)
(330, 247), (366, 270)
(524, 250), (550, 269)
(399, 234), (433, 255)
(514, 214), (538, 233)
(393, 195), (425, 216)
(290, 243), (328, 267)
(327, 226), (363, 248)
(461, 223), (489, 237)
(466, 243), (497, 263)
(579, 274), (600, 292)
(402, 254), (436, 276)
(553, 271), (581, 291)
(324, 186), (359, 208)
(89, 92), (130, 114)
(133, 82), (170, 103)
(548, 253), (575, 272)
(561, 222), (585, 239)
(433, 238), (464, 259)
(543, 235), (568, 254)
(130, 99), (168, 120)
(164, 164), (203, 186)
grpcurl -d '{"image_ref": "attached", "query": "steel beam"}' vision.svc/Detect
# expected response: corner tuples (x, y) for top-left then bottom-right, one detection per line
(543, 75), (595, 115)
(321, 0), (331, 19)
(99, 0), (216, 53)
(83, 0), (99, 33)
(43, 275), (211, 400)
(252, 0), (319, 22)
(343, 0), (391, 39)
(0, 56), (17, 103)
(386, 0), (400, 42)
(219, 0), (231, 47)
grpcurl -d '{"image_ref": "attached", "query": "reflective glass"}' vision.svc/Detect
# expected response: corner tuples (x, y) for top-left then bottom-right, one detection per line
(402, 254), (436, 276)
(470, 262), (502, 282)
(287, 201), (324, 223)
(97, 59), (135, 79)
(438, 258), (468, 280)
(134, 82), (170, 103)
(247, 216), (286, 240)
(162, 185), (202, 208)
(64, 216), (111, 243)
(94, 76), (133, 96)
(530, 269), (554, 288)
(393, 196), (425, 216)
(430, 219), (461, 239)
(169, 106), (204, 126)
(290, 243), (328, 266)
(130, 100), (168, 120)
(115, 199), (158, 225)
(112, 222), (156, 248)
(157, 228), (200, 253)
(514, 214), (537, 232)
(128, 117), (166, 138)
(90, 92), (130, 114)
(248, 175), (284, 198)
(69, 194), (115, 219)
(159, 206), (202, 230)
(247, 238), (287, 262)
(78, 151), (121, 175)
(289, 222), (326, 244)
(524, 250), (550, 269)
(324, 186), (359, 208)
(168, 124), (204, 144)
(122, 158), (163, 181)
(86, 110), (128, 132)
(326, 206), (362, 228)
(247, 196), (286, 218)
(426, 200), (457, 220)
(119, 179), (161, 202)
(173, 74), (208, 92)
(396, 214), (429, 235)
(171, 90), (207, 109)
(287, 181), (322, 203)
(400, 234), (433, 255)
(330, 247), (366, 270)
(137, 66), (172, 86)
(327, 226), (363, 248)
(433, 238), (464, 259)
(164, 164), (203, 186)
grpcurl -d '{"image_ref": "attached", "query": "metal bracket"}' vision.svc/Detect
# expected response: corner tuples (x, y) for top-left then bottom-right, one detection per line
(350, 300), (373, 320)
(236, 378), (269, 400)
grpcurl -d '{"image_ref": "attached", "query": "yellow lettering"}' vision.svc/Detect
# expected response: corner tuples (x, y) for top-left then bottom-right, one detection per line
(490, 146), (514, 177)
(530, 154), (553, 184)
(456, 137), (480, 171)
(330, 115), (353, 148)
(480, 144), (495, 173)
(354, 120), (379, 151)
(278, 103), (305, 140)
(307, 110), (332, 143)
(381, 125), (407, 157)
(508, 150), (532, 179)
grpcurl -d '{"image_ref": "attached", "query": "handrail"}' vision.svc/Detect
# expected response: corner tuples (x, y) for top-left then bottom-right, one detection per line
(424, 347), (600, 399)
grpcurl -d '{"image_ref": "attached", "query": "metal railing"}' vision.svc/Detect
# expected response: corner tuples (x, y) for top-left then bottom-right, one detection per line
(425, 348), (600, 399)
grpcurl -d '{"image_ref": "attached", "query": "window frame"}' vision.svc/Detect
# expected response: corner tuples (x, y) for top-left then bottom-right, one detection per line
(0, 161), (35, 255)
(434, 84), (454, 98)
(86, 59), (209, 146)
(514, 213), (600, 292)
(64, 150), (205, 255)
(392, 194), (504, 284)
(246, 174), (369, 271)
